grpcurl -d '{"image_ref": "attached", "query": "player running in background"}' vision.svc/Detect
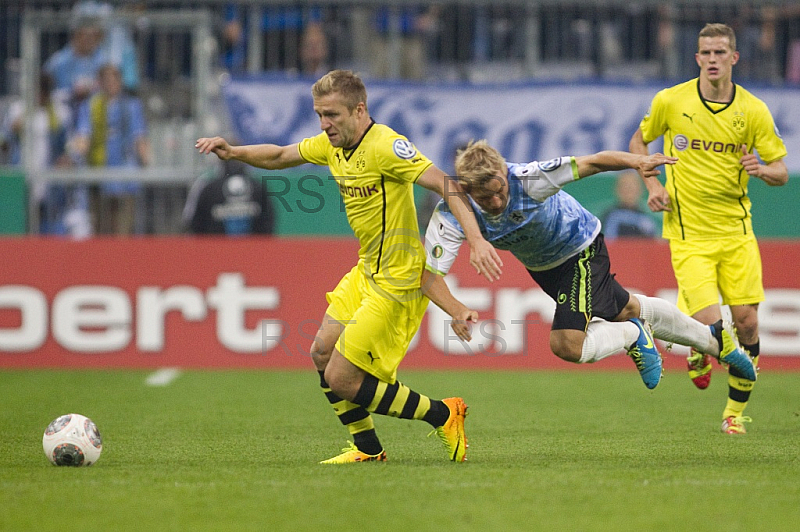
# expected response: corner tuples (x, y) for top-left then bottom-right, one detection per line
(420, 140), (757, 391)
(629, 23), (788, 434)
(196, 70), (503, 463)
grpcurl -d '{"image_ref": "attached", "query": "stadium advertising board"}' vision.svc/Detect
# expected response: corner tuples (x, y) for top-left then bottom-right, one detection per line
(224, 78), (800, 173)
(1, 238), (799, 370)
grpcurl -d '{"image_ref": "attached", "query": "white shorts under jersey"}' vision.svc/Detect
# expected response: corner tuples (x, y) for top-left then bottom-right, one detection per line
(425, 157), (601, 275)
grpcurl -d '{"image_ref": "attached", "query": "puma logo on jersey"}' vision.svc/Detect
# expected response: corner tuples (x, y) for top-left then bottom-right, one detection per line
(683, 113), (695, 123)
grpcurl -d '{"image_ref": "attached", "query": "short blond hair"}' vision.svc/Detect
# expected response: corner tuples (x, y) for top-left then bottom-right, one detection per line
(698, 23), (736, 51)
(311, 69), (367, 112)
(454, 140), (507, 191)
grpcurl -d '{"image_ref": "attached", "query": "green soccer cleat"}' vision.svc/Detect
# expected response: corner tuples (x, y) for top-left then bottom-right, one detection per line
(319, 441), (387, 464)
(627, 318), (663, 390)
(429, 397), (468, 462)
(712, 320), (757, 381)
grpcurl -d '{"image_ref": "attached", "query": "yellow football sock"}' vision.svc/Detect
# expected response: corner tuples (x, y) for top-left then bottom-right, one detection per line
(354, 374), (450, 427)
(722, 355), (759, 419)
(319, 371), (381, 453)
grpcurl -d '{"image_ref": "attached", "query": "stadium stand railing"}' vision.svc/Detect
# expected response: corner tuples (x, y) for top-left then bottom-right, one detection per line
(1, 1), (798, 235)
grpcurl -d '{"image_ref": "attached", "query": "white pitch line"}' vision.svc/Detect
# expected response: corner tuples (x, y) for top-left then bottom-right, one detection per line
(145, 368), (182, 387)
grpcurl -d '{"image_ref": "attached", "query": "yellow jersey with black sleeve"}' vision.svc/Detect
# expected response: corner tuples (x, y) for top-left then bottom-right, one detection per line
(298, 121), (433, 295)
(639, 79), (787, 240)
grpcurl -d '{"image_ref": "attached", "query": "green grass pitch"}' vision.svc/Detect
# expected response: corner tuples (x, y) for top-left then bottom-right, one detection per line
(1, 368), (799, 531)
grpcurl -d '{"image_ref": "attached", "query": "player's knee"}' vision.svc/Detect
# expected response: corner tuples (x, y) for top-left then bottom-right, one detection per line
(310, 339), (333, 370)
(323, 355), (363, 402)
(613, 294), (640, 321)
(733, 312), (759, 344)
(323, 365), (344, 395)
(550, 336), (581, 363)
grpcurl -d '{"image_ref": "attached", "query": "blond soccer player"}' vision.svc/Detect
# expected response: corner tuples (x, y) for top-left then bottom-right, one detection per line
(196, 70), (503, 462)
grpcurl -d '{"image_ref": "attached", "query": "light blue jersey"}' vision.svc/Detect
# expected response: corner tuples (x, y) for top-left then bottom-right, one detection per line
(425, 156), (601, 274)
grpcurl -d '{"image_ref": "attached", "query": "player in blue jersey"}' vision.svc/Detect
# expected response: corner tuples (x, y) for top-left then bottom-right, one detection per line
(421, 140), (757, 389)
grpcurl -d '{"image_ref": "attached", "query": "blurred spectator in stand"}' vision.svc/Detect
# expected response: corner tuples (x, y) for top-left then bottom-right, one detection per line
(0, 73), (90, 237)
(72, 64), (150, 235)
(72, 0), (141, 93)
(370, 7), (439, 80)
(783, 4), (800, 84)
(0, 73), (70, 172)
(788, 39), (800, 84)
(45, 3), (140, 106)
(732, 6), (780, 83)
(183, 159), (275, 235)
(656, 7), (705, 80)
(44, 12), (106, 112)
(755, 6), (780, 83)
(601, 171), (658, 239)
(656, 6), (679, 79)
(220, 4), (322, 73)
(299, 22), (330, 77)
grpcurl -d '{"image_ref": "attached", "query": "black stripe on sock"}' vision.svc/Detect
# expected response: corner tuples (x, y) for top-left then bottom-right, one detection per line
(354, 373), (379, 407)
(729, 365), (753, 379)
(339, 407), (371, 426)
(399, 391), (421, 419)
(375, 382), (400, 415)
(324, 391), (341, 403)
(711, 320), (724, 352)
(318, 370), (328, 388)
(729, 387), (751, 403)
(422, 399), (450, 428)
(742, 341), (760, 359)
(353, 429), (383, 456)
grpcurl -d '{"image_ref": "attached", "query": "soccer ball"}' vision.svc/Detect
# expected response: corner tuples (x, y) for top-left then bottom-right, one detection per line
(42, 414), (103, 466)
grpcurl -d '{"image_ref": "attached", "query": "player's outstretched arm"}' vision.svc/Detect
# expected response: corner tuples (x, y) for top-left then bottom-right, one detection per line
(629, 129), (672, 212)
(195, 136), (304, 170)
(574, 151), (677, 179)
(417, 166), (503, 282)
(420, 269), (478, 342)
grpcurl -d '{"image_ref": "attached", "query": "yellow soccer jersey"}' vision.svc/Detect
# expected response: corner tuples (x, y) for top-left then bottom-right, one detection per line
(639, 79), (787, 240)
(298, 121), (433, 293)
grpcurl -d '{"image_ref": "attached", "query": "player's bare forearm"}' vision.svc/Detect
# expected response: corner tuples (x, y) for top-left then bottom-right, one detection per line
(417, 166), (503, 281)
(448, 192), (504, 281)
(420, 269), (477, 341)
(575, 151), (676, 179)
(626, 129), (673, 211)
(417, 167), (478, 237)
(195, 137), (302, 169)
(237, 143), (304, 169)
(421, 268), (466, 315)
(758, 160), (789, 186)
(741, 147), (788, 186)
(629, 129), (649, 156)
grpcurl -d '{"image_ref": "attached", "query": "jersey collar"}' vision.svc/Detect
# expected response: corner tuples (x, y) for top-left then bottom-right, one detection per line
(342, 119), (375, 161)
(696, 78), (736, 114)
